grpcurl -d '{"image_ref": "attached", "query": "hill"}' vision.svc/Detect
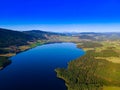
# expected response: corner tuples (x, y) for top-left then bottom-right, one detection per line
(0, 28), (36, 47)
(0, 28), (65, 48)
(23, 30), (64, 39)
(66, 32), (120, 41)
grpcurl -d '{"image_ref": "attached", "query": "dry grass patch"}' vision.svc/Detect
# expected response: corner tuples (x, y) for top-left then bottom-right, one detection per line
(95, 57), (120, 64)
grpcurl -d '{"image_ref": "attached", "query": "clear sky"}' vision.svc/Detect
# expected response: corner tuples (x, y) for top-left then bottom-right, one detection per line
(0, 0), (120, 32)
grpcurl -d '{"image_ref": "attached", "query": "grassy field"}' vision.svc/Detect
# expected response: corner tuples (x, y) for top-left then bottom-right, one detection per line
(103, 86), (120, 90)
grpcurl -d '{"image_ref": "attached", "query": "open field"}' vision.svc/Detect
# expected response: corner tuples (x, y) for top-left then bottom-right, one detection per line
(103, 86), (120, 90)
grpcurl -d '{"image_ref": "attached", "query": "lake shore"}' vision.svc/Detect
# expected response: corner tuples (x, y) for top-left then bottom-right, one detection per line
(0, 43), (84, 90)
(0, 40), (48, 69)
(55, 41), (120, 90)
(0, 41), (67, 70)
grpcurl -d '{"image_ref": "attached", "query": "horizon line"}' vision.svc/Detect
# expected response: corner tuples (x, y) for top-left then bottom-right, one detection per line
(1, 27), (120, 33)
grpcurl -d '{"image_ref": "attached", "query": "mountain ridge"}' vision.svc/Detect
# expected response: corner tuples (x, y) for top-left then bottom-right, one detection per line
(0, 28), (64, 48)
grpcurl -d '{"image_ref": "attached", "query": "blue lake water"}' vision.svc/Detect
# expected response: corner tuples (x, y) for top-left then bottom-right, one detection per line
(0, 43), (84, 90)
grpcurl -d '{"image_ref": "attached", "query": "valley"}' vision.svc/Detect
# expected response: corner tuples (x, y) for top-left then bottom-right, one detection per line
(0, 28), (120, 90)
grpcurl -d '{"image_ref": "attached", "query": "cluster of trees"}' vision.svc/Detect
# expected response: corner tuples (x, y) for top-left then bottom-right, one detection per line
(56, 49), (120, 90)
(87, 49), (119, 57)
(0, 57), (11, 69)
(78, 42), (103, 48)
(56, 54), (104, 90)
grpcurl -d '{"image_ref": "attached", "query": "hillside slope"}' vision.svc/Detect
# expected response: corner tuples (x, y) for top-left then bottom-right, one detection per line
(23, 30), (64, 39)
(0, 28), (36, 47)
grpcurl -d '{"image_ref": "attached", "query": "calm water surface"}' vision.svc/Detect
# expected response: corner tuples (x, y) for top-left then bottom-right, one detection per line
(0, 43), (84, 90)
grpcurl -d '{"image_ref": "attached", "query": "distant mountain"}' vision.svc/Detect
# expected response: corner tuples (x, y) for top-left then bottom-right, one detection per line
(66, 32), (120, 41)
(23, 30), (64, 39)
(79, 35), (96, 40)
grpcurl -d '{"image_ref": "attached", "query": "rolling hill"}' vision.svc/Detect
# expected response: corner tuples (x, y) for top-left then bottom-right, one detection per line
(23, 30), (64, 39)
(0, 28), (64, 48)
(0, 28), (36, 47)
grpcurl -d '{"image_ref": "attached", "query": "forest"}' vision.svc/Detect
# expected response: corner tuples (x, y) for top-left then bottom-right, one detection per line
(56, 41), (120, 90)
(0, 57), (11, 69)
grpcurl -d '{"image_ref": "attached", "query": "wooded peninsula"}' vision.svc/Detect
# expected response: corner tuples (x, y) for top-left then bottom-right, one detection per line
(56, 41), (120, 90)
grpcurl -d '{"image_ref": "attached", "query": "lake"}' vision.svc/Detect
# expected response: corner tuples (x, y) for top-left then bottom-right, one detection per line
(0, 43), (84, 90)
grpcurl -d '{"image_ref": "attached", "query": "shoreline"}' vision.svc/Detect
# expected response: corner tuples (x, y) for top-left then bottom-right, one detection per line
(55, 41), (120, 90)
(55, 43), (85, 90)
(0, 41), (68, 70)
(0, 40), (47, 69)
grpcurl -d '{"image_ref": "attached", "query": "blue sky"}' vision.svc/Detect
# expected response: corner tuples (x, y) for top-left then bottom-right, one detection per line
(0, 0), (120, 32)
